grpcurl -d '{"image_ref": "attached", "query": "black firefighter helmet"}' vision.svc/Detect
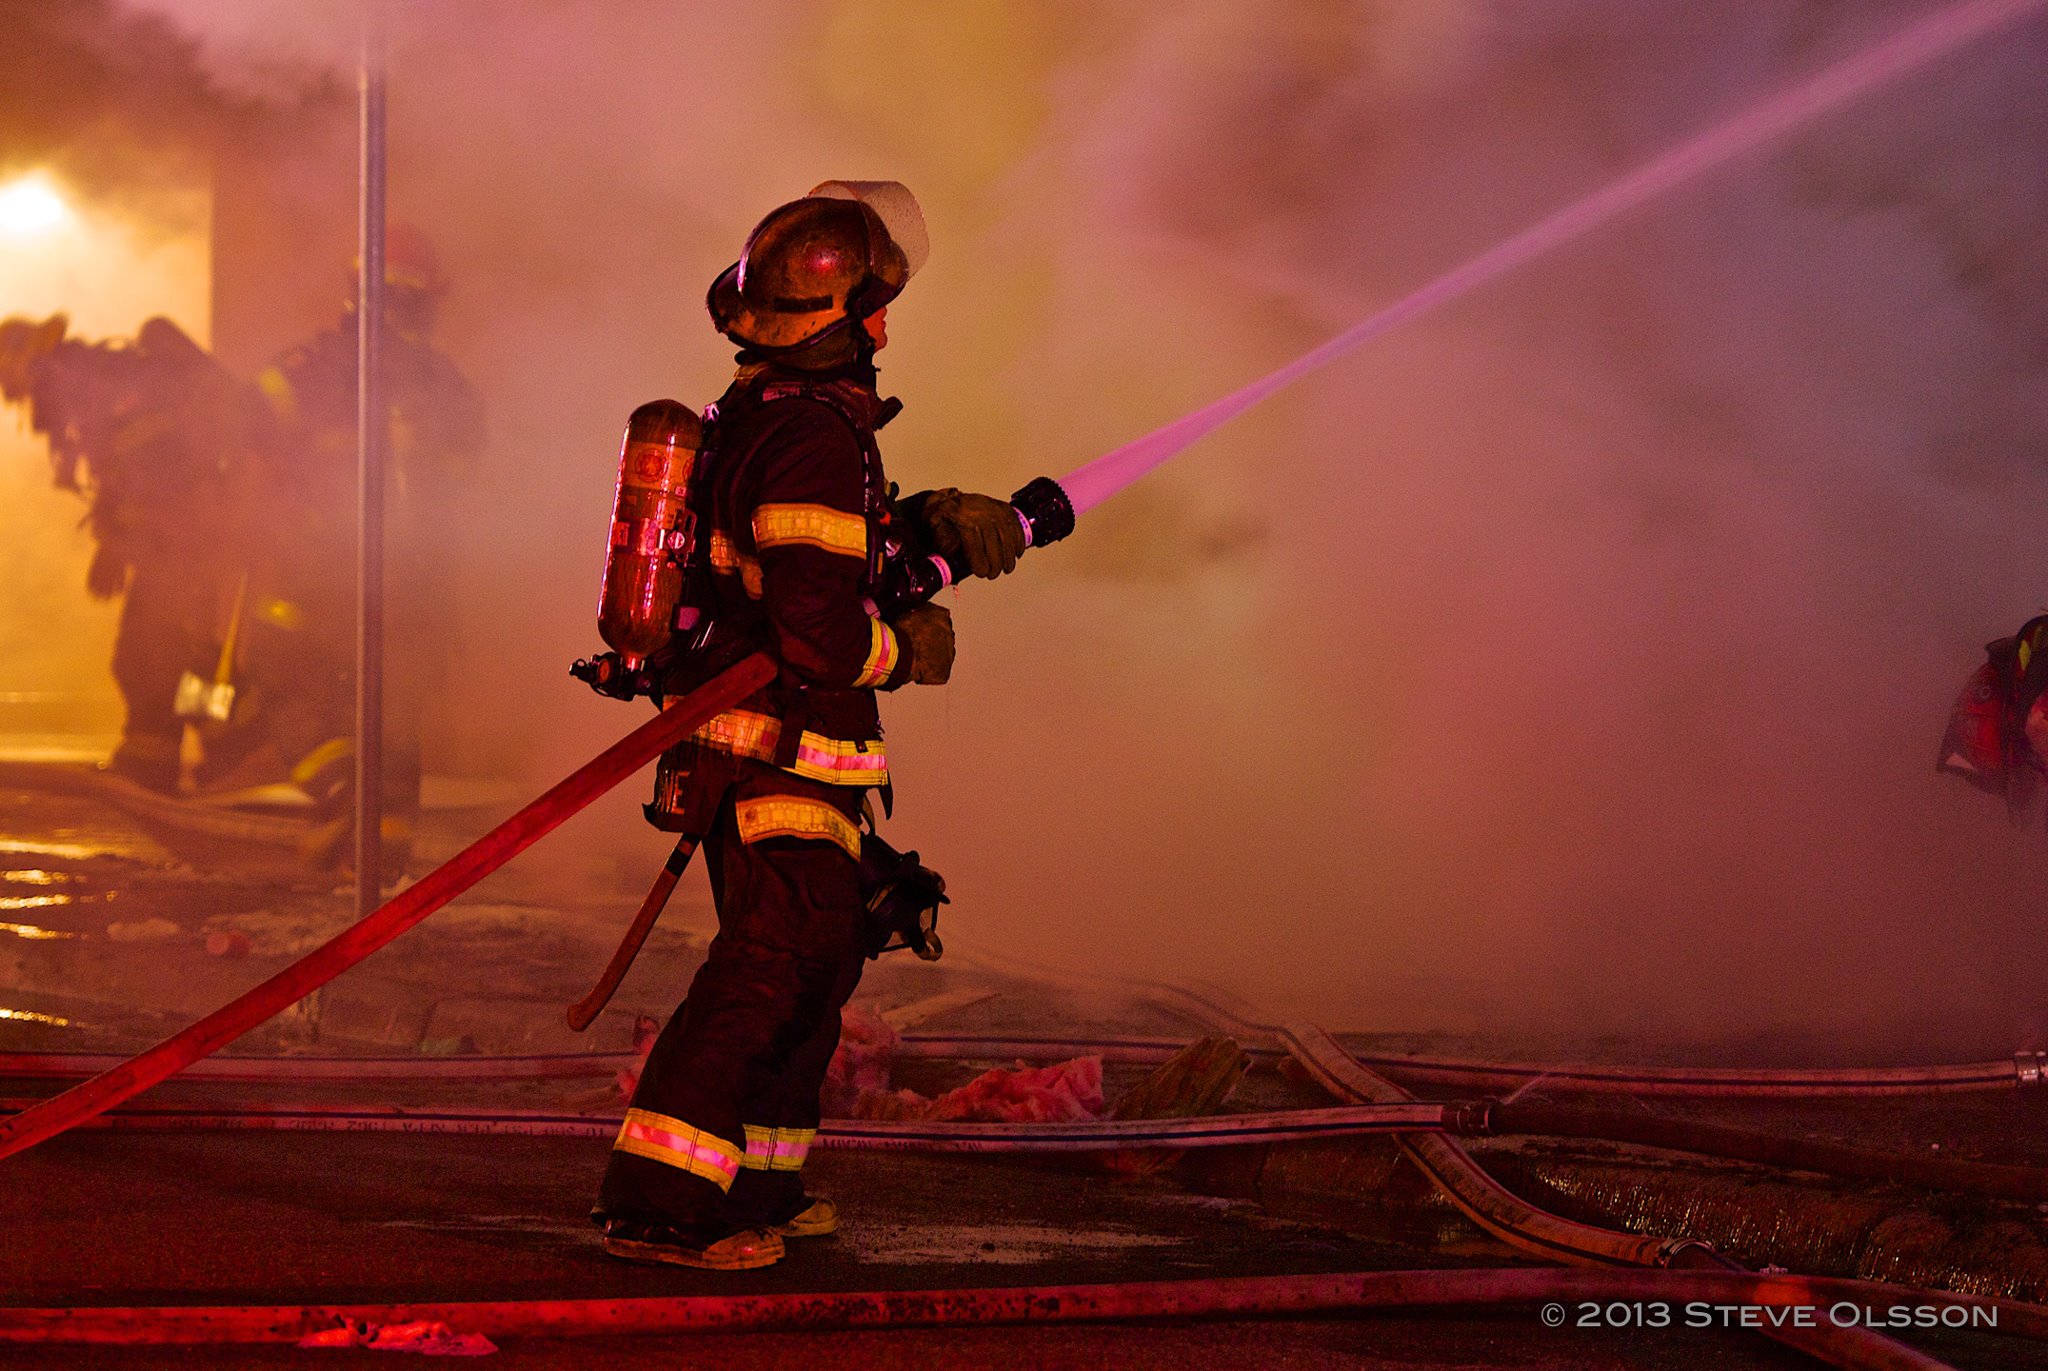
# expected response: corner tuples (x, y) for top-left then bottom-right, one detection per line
(708, 180), (928, 354)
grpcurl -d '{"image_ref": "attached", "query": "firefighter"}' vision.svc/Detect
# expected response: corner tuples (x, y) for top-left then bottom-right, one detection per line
(219, 227), (483, 866)
(1938, 613), (2048, 821)
(0, 314), (266, 791)
(592, 181), (1026, 1269)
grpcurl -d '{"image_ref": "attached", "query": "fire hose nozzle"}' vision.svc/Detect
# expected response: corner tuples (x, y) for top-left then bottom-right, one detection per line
(876, 475), (1075, 615)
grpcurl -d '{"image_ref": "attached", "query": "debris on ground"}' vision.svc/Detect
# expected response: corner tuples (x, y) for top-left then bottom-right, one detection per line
(822, 1003), (902, 1110)
(103, 916), (182, 943)
(819, 1003), (1108, 1122)
(203, 929), (252, 958)
(297, 1318), (497, 1355)
(1102, 1036), (1248, 1175)
(913, 1055), (1105, 1123)
(1112, 1037), (1247, 1121)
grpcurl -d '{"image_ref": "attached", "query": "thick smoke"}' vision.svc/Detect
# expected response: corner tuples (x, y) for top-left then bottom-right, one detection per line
(90, 0), (2048, 1053)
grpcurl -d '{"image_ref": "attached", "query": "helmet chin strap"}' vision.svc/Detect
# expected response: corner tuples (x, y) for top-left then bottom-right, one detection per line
(733, 313), (881, 378)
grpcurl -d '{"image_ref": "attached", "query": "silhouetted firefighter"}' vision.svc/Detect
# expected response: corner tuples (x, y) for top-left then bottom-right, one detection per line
(1939, 614), (2048, 824)
(579, 181), (1029, 1269)
(230, 226), (485, 868)
(0, 313), (270, 790)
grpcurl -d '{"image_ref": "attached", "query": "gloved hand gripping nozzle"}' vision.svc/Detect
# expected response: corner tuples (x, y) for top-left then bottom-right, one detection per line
(875, 476), (1074, 617)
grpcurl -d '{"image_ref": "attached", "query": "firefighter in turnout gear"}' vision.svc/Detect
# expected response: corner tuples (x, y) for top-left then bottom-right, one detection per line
(0, 314), (271, 791)
(593, 181), (1023, 1269)
(1938, 614), (2048, 824)
(220, 228), (484, 865)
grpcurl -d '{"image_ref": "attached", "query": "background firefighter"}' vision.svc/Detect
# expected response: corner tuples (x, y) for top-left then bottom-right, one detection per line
(213, 226), (484, 867)
(0, 313), (270, 792)
(1938, 613), (2048, 825)
(592, 181), (1025, 1270)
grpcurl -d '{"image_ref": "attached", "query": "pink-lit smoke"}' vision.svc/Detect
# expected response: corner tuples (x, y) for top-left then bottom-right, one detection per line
(1059, 0), (2045, 516)
(81, 1), (2048, 1055)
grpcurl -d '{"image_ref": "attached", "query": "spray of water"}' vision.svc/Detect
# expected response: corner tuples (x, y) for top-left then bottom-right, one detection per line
(1057, 0), (2047, 515)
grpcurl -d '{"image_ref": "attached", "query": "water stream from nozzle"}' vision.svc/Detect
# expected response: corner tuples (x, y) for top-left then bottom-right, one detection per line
(1056, 0), (2044, 517)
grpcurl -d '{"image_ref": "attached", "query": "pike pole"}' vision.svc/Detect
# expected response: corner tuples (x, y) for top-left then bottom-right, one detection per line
(0, 653), (777, 1165)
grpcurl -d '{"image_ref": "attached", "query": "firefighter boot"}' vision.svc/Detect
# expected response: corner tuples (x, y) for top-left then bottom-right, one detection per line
(772, 1196), (840, 1238)
(600, 1218), (784, 1270)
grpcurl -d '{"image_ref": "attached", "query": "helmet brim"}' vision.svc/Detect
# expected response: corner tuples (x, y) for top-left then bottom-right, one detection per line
(707, 259), (902, 351)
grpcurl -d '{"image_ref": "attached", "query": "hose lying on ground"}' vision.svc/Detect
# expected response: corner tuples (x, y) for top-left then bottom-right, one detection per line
(0, 1034), (1266, 1083)
(1147, 983), (2048, 1097)
(1277, 1019), (1948, 1371)
(1486, 1100), (2048, 1205)
(0, 1099), (1482, 1151)
(0, 1267), (2036, 1347)
(15, 1089), (2048, 1209)
(5, 1031), (2042, 1094)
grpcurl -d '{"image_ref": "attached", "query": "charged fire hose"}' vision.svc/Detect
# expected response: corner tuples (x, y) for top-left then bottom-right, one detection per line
(0, 653), (778, 1165)
(1280, 1022), (1952, 1371)
(0, 1268), (2036, 1348)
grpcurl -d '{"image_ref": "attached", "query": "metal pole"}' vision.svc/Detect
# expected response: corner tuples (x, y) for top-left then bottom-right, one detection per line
(355, 8), (387, 913)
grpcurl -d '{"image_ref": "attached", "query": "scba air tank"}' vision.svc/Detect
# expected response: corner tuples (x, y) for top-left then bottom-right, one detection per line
(596, 399), (702, 669)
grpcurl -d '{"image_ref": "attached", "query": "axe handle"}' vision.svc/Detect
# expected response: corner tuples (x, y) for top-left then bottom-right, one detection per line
(567, 836), (698, 1032)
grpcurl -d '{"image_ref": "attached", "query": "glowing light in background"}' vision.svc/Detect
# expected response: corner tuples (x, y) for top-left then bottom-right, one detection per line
(0, 175), (71, 238)
(0, 1008), (75, 1027)
(0, 895), (75, 912)
(0, 921), (78, 941)
(0, 870), (73, 887)
(0, 167), (209, 759)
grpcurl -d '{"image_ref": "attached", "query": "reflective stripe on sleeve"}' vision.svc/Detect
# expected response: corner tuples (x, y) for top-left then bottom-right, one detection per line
(707, 530), (765, 599)
(852, 618), (900, 689)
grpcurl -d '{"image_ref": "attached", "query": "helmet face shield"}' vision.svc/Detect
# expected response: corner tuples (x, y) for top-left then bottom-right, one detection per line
(807, 179), (928, 280)
(709, 179), (928, 352)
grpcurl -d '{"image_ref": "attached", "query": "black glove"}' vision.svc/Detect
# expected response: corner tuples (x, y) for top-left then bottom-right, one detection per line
(922, 487), (1027, 579)
(892, 604), (955, 685)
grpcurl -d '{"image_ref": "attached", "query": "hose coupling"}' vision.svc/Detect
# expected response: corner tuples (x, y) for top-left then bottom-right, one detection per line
(1442, 1099), (1496, 1136)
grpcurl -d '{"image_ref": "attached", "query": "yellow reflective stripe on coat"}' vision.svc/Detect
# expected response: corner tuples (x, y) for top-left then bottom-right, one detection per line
(290, 736), (353, 788)
(741, 1123), (816, 1172)
(255, 365), (298, 422)
(852, 618), (900, 689)
(613, 1108), (742, 1189)
(689, 708), (889, 787)
(707, 530), (764, 599)
(752, 503), (866, 558)
(734, 796), (861, 858)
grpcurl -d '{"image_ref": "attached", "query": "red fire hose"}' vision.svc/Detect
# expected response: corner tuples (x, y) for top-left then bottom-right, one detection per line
(0, 1267), (2036, 1348)
(0, 653), (777, 1165)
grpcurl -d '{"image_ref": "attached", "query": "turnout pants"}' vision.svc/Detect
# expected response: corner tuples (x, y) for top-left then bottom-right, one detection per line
(596, 759), (868, 1230)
